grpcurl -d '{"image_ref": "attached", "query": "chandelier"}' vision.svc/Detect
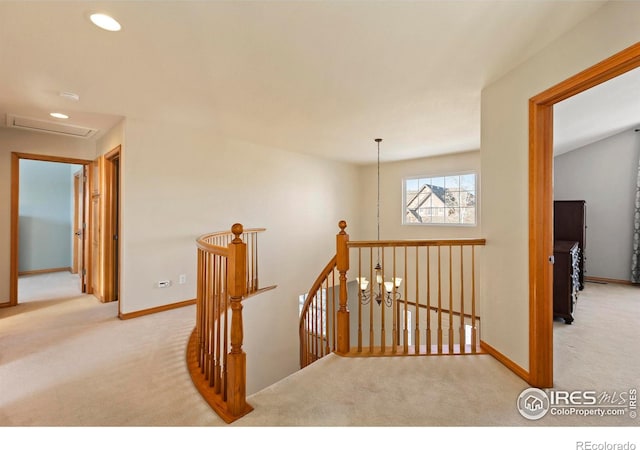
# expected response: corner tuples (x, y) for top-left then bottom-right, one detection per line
(356, 270), (402, 307)
(356, 138), (402, 307)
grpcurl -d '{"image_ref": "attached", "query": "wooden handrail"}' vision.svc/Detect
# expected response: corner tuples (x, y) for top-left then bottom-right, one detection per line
(299, 255), (337, 368)
(187, 223), (274, 424)
(348, 238), (486, 248)
(195, 240), (229, 255)
(398, 298), (481, 321)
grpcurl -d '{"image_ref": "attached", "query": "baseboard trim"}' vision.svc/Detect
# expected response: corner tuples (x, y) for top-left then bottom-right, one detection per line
(480, 340), (530, 384)
(18, 267), (71, 276)
(118, 299), (196, 320)
(585, 276), (634, 286)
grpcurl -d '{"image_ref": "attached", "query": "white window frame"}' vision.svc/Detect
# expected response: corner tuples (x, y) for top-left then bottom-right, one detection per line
(402, 171), (478, 226)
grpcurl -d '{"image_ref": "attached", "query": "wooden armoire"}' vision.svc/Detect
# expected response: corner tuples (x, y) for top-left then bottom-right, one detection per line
(553, 200), (586, 290)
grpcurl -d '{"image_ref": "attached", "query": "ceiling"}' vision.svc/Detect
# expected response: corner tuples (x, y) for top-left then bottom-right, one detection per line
(554, 65), (640, 156)
(1, 0), (634, 165)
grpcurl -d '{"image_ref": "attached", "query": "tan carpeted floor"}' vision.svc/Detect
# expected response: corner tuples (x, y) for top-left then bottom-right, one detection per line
(1, 272), (639, 444)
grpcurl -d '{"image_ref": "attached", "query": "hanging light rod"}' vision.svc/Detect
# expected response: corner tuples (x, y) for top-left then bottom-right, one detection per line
(375, 138), (382, 242)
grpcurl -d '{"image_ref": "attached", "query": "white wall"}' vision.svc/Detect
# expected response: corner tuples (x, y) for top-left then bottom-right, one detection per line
(358, 150), (482, 241)
(115, 117), (361, 394)
(0, 127), (96, 302)
(554, 129), (640, 281)
(481, 1), (640, 371)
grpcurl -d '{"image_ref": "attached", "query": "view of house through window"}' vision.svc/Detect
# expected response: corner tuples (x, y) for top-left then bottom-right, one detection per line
(404, 173), (476, 225)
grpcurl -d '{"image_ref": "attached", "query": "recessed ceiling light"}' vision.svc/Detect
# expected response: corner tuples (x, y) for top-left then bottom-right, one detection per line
(90, 13), (122, 32)
(50, 112), (69, 119)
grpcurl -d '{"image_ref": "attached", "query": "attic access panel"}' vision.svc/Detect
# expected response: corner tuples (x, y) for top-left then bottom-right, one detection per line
(6, 114), (99, 138)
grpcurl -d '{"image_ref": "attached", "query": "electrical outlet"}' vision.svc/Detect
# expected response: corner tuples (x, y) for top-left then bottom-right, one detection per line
(157, 280), (171, 288)
(179, 274), (186, 284)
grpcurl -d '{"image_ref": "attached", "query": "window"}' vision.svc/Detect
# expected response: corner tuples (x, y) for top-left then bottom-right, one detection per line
(403, 172), (477, 225)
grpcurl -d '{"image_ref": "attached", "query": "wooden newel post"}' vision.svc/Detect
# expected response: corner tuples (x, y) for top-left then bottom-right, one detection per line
(227, 223), (249, 417)
(336, 220), (350, 354)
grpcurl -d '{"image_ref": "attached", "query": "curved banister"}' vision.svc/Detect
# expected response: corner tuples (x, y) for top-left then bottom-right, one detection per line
(197, 227), (266, 245)
(187, 223), (274, 424)
(299, 255), (337, 368)
(195, 227), (269, 297)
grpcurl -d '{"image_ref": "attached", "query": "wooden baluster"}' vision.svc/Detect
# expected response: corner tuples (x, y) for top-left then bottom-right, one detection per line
(471, 245), (477, 353)
(459, 245), (466, 354)
(210, 254), (216, 388)
(395, 300), (400, 350)
(321, 279), (325, 357)
(226, 223), (249, 417)
(307, 305), (312, 363)
(252, 232), (258, 292)
(426, 246), (431, 354)
(380, 248), (386, 353)
(329, 269), (335, 355)
(251, 233), (260, 292)
(206, 252), (214, 382)
(201, 251), (207, 375)
(210, 254), (216, 381)
(414, 245), (420, 354)
(369, 247), (374, 353)
(211, 253), (218, 383)
(437, 246), (442, 354)
(322, 283), (325, 357)
(403, 246), (408, 354)
(244, 232), (250, 293)
(202, 249), (208, 370)
(392, 247), (397, 353)
(448, 245), (454, 354)
(357, 248), (363, 353)
(322, 277), (328, 357)
(222, 257), (229, 398)
(196, 249), (204, 369)
(336, 220), (350, 355)
(214, 254), (222, 392)
(215, 253), (221, 383)
(304, 313), (309, 366)
(311, 291), (317, 361)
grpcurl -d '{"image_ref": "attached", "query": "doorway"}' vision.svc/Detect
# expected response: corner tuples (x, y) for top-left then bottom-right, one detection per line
(9, 153), (93, 306)
(528, 42), (640, 388)
(103, 145), (121, 306)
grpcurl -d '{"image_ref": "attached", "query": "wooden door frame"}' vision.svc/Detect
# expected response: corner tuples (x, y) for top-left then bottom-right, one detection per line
(71, 168), (86, 279)
(72, 170), (81, 274)
(528, 42), (640, 387)
(8, 152), (94, 306)
(102, 145), (121, 305)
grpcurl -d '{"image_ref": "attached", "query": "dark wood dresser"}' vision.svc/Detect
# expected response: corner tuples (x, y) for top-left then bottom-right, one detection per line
(553, 240), (580, 324)
(553, 200), (586, 290)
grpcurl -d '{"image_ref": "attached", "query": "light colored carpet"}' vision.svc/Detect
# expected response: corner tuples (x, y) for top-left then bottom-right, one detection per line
(2, 273), (639, 444)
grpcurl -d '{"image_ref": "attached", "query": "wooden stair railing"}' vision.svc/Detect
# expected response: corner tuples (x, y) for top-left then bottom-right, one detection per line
(299, 220), (486, 368)
(299, 255), (338, 368)
(186, 223), (275, 423)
